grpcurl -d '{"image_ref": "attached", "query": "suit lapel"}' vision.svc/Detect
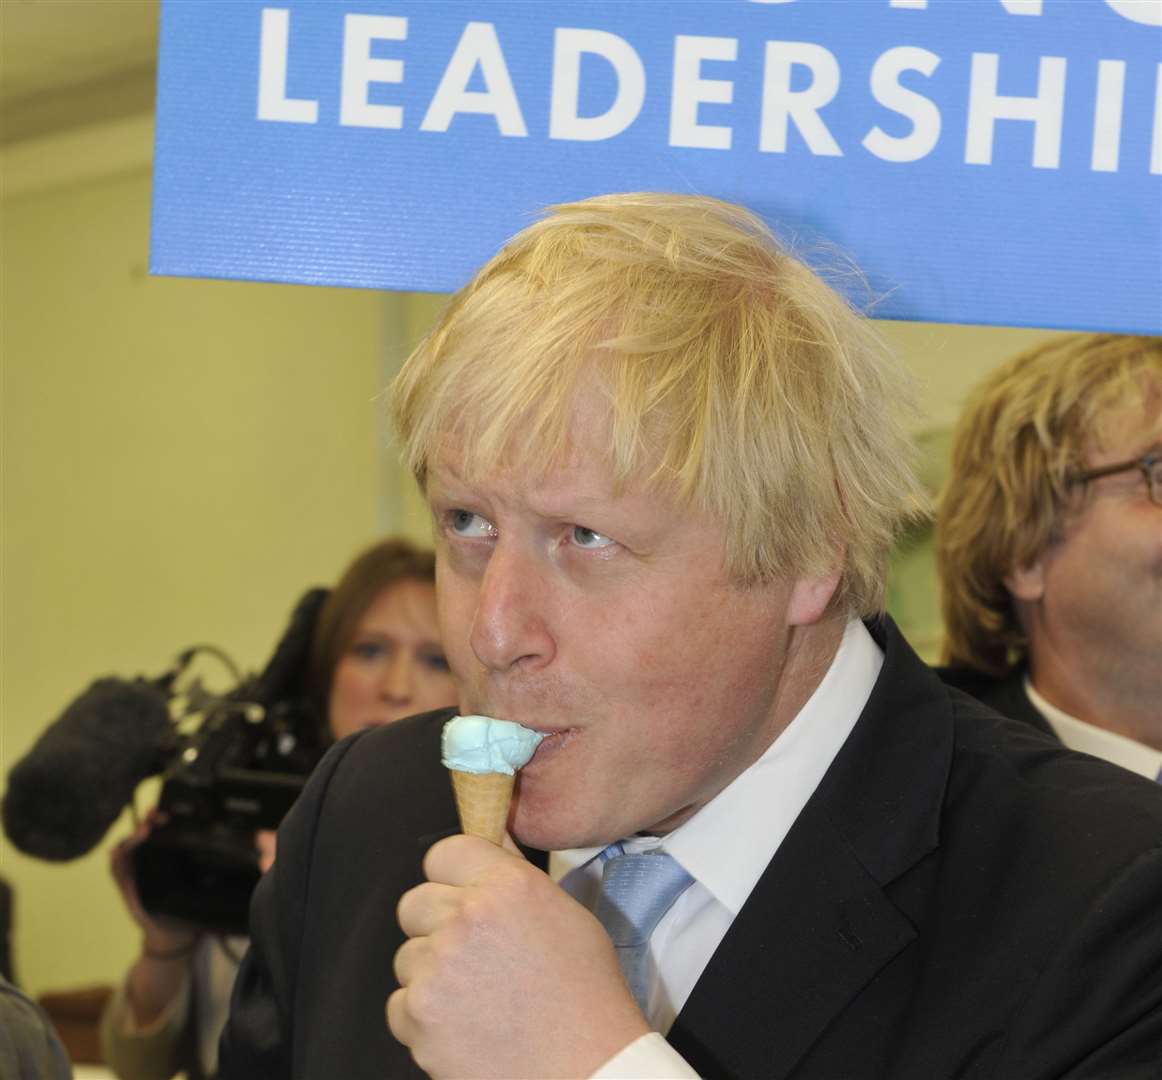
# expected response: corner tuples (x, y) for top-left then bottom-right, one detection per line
(669, 618), (953, 1079)
(669, 802), (916, 1078)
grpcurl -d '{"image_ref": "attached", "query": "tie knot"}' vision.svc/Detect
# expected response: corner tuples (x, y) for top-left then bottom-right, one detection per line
(594, 848), (695, 948)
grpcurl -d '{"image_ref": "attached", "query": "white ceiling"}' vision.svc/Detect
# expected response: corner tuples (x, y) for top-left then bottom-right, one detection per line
(1, 0), (159, 138)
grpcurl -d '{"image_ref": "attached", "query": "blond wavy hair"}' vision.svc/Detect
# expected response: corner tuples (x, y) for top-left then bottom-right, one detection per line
(392, 193), (923, 616)
(937, 333), (1162, 674)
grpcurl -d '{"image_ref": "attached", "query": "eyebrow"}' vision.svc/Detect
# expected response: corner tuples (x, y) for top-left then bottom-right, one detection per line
(1071, 446), (1162, 482)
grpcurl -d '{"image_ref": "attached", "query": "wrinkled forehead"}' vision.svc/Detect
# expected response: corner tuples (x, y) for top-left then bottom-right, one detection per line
(419, 365), (670, 500)
(427, 430), (589, 491)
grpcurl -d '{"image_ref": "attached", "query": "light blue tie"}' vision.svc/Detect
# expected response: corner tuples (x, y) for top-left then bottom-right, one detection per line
(593, 844), (695, 1015)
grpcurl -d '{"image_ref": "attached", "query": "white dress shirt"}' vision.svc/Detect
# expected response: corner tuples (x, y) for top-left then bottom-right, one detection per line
(550, 619), (884, 1078)
(1024, 678), (1162, 781)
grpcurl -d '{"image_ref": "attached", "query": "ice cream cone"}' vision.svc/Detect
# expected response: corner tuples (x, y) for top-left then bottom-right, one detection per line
(450, 769), (515, 845)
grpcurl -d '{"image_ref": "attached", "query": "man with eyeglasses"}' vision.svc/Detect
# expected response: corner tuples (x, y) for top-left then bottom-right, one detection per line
(936, 333), (1162, 781)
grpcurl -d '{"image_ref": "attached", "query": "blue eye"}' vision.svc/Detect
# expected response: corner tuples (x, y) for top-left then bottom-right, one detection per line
(448, 510), (496, 538)
(421, 651), (451, 673)
(572, 526), (615, 550)
(351, 641), (387, 661)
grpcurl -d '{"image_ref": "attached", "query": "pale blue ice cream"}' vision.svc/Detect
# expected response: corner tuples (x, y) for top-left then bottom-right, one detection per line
(441, 715), (544, 776)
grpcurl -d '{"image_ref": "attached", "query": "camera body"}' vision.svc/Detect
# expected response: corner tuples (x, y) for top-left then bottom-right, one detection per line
(0, 587), (332, 935)
(129, 587), (331, 936)
(133, 693), (326, 936)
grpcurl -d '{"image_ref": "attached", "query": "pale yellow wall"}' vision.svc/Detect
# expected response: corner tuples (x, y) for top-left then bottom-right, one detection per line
(880, 320), (1065, 434)
(0, 160), (437, 995)
(379, 292), (449, 542)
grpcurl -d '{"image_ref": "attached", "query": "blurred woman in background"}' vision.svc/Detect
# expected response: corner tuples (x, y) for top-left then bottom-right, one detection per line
(307, 538), (457, 742)
(100, 538), (458, 1080)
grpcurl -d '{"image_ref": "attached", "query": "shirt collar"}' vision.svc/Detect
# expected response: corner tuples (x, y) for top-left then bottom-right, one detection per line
(552, 619), (883, 915)
(1024, 677), (1162, 781)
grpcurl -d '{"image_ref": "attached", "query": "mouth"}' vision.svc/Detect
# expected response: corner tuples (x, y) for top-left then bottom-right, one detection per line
(459, 704), (579, 765)
(526, 727), (576, 767)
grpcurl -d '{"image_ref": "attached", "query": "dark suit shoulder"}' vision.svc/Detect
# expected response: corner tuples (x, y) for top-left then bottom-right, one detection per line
(937, 685), (1162, 964)
(956, 714), (1162, 1079)
(680, 623), (1162, 1079)
(934, 663), (1057, 737)
(943, 681), (1162, 836)
(816, 627), (1162, 1077)
(318, 708), (458, 830)
(934, 662), (1007, 696)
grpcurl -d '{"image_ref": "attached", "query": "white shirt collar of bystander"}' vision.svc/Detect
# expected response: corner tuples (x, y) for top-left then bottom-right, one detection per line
(1024, 677), (1162, 781)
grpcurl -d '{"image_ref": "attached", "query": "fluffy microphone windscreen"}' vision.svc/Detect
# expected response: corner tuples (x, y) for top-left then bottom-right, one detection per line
(2, 678), (171, 861)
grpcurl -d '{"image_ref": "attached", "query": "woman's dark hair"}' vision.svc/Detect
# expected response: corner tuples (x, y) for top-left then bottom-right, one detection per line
(305, 538), (436, 728)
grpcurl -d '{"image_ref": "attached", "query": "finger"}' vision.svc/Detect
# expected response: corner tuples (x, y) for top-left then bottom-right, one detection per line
(422, 833), (521, 886)
(396, 881), (461, 939)
(385, 987), (412, 1046)
(254, 829), (278, 874)
(120, 812), (157, 852)
(392, 935), (428, 989)
(110, 841), (140, 897)
(110, 838), (129, 873)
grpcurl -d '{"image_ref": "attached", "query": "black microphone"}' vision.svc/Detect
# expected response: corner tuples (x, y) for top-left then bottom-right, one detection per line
(2, 677), (172, 861)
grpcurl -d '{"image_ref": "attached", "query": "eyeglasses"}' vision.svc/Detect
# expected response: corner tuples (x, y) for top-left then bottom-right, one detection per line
(1066, 451), (1162, 507)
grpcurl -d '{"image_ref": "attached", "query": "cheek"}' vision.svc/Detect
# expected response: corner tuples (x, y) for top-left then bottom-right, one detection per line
(330, 661), (374, 710)
(599, 602), (781, 746)
(437, 580), (480, 670)
(412, 667), (459, 709)
(597, 591), (762, 699)
(327, 665), (358, 739)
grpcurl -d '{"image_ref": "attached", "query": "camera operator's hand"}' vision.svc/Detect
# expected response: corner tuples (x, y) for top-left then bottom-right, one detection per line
(110, 810), (200, 1029)
(255, 829), (278, 874)
(111, 810), (199, 951)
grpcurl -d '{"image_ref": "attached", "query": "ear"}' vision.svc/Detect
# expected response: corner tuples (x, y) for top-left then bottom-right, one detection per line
(787, 568), (842, 627)
(1004, 559), (1045, 603)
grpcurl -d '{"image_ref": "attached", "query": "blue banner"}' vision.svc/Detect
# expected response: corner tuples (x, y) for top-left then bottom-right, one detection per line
(151, 0), (1162, 332)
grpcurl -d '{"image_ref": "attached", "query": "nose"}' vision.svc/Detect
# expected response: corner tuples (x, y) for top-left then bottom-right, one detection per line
(469, 541), (556, 674)
(379, 650), (413, 704)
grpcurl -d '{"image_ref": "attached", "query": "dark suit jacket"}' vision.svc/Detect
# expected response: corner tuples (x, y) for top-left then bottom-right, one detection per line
(219, 619), (1162, 1079)
(935, 663), (1057, 739)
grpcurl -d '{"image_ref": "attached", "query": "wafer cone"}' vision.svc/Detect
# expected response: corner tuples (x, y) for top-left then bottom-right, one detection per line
(450, 770), (515, 845)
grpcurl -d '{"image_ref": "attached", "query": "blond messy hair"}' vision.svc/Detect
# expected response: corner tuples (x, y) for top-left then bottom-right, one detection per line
(937, 333), (1162, 675)
(392, 192), (922, 616)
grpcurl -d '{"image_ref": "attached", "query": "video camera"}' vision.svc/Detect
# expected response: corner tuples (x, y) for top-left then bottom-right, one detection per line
(2, 589), (330, 937)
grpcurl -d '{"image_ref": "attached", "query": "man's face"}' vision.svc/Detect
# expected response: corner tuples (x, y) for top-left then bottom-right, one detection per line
(428, 406), (829, 851)
(1014, 401), (1162, 682)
